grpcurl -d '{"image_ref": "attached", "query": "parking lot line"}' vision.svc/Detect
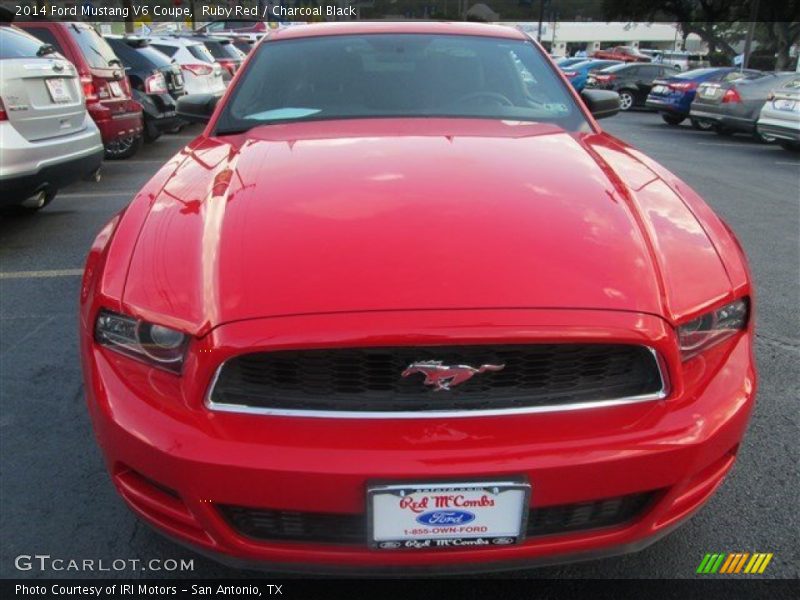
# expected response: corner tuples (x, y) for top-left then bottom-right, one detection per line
(0, 269), (83, 280)
(58, 191), (136, 198)
(696, 142), (749, 147)
(110, 159), (169, 164)
(775, 161), (800, 167)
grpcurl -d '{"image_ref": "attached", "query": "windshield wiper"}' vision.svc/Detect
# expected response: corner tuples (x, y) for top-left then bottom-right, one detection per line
(215, 125), (256, 136)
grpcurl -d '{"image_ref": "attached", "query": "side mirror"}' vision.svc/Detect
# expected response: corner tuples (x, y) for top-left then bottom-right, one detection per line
(176, 94), (219, 124)
(580, 89), (620, 120)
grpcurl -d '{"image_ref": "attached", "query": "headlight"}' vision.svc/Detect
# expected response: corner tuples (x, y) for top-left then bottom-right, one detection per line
(677, 298), (749, 360)
(94, 309), (188, 372)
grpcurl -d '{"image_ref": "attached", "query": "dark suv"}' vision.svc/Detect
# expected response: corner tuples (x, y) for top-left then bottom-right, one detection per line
(586, 63), (680, 111)
(104, 36), (185, 142)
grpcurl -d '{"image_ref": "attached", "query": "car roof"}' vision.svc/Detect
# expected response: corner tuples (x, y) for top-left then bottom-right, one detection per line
(148, 37), (202, 47)
(183, 35), (232, 43)
(265, 21), (526, 42)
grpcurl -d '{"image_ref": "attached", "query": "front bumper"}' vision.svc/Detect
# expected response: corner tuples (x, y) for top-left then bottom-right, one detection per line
(81, 309), (756, 572)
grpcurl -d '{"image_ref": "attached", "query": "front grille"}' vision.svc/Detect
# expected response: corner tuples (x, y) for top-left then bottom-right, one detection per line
(219, 492), (656, 546)
(209, 344), (663, 413)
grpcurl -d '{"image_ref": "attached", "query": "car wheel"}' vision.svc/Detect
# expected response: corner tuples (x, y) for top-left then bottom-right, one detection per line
(661, 113), (685, 126)
(779, 140), (800, 152)
(690, 118), (714, 131)
(618, 91), (634, 111)
(104, 135), (143, 160)
(754, 130), (776, 144)
(143, 121), (162, 144)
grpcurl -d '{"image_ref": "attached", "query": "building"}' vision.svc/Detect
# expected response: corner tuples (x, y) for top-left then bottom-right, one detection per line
(508, 22), (705, 57)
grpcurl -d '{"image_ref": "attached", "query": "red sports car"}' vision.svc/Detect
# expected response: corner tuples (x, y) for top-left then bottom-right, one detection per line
(80, 22), (756, 573)
(593, 46), (652, 63)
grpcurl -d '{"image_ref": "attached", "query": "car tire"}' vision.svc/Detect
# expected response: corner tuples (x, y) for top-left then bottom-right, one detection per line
(661, 114), (685, 126)
(104, 135), (143, 160)
(618, 91), (634, 111)
(143, 121), (162, 144)
(690, 118), (715, 131)
(754, 130), (776, 144)
(779, 140), (800, 152)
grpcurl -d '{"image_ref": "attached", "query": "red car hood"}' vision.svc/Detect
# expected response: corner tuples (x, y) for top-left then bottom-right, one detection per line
(121, 119), (732, 334)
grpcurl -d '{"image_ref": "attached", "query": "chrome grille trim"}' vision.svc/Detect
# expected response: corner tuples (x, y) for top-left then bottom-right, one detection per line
(204, 346), (669, 419)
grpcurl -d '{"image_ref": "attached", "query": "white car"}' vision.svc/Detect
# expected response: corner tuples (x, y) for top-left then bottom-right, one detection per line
(0, 25), (103, 211)
(651, 51), (710, 72)
(148, 36), (225, 96)
(757, 76), (800, 151)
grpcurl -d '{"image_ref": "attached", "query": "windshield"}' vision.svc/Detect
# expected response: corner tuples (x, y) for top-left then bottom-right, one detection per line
(200, 40), (227, 59)
(0, 26), (50, 59)
(215, 34), (589, 135)
(188, 43), (215, 63)
(675, 68), (718, 79)
(68, 24), (119, 69)
(601, 63), (634, 74)
(134, 45), (174, 68)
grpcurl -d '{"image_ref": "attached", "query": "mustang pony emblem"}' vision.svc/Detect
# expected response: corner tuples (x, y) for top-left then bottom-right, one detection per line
(402, 361), (505, 391)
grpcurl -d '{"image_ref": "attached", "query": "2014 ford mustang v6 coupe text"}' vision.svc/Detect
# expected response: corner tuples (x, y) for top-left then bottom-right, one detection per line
(80, 22), (756, 573)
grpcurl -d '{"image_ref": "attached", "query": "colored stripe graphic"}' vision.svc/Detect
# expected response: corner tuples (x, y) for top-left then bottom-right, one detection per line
(697, 554), (713, 573)
(758, 554), (773, 573)
(734, 553), (750, 573)
(697, 552), (773, 574)
(720, 553), (737, 573)
(719, 553), (739, 573)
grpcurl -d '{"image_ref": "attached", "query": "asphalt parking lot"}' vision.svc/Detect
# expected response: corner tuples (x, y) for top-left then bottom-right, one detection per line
(0, 112), (797, 579)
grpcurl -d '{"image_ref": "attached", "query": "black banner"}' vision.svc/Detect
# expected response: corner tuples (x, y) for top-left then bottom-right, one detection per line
(2, 578), (800, 600)
(0, 0), (796, 23)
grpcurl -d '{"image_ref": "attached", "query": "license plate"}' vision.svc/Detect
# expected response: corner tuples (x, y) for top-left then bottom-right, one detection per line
(45, 78), (70, 103)
(701, 85), (721, 98)
(774, 98), (796, 111)
(368, 481), (529, 550)
(109, 81), (123, 97)
(651, 85), (668, 95)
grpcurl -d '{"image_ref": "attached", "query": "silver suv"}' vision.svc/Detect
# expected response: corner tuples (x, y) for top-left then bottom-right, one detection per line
(0, 25), (103, 211)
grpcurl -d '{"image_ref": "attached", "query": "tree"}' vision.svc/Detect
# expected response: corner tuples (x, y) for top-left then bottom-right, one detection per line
(756, 3), (800, 70)
(601, 0), (751, 61)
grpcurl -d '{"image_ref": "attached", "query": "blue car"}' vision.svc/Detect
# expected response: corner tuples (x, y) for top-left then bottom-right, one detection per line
(555, 57), (590, 68)
(646, 67), (762, 128)
(560, 59), (621, 92)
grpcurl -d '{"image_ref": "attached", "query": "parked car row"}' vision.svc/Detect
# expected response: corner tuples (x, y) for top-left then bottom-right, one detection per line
(562, 57), (799, 152)
(584, 47), (711, 71)
(647, 67), (799, 150)
(0, 24), (103, 211)
(558, 59), (680, 107)
(689, 71), (799, 147)
(557, 56), (800, 151)
(585, 63), (681, 110)
(1, 18), (255, 212)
